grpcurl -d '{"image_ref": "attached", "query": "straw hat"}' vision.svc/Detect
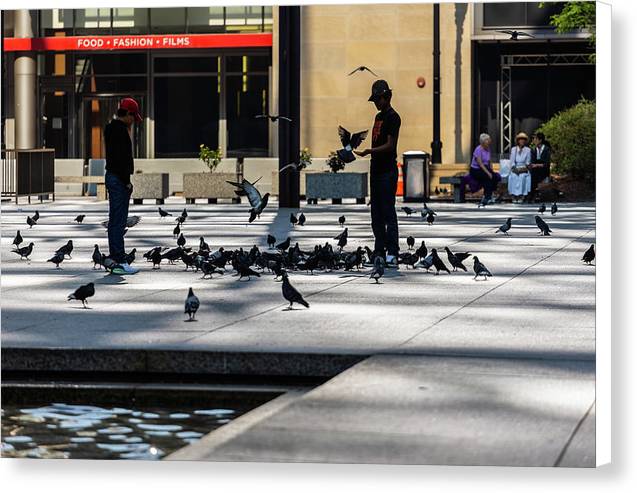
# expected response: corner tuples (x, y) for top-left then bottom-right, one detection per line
(515, 132), (529, 142)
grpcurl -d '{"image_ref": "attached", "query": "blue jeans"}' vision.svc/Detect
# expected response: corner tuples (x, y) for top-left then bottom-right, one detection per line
(105, 172), (131, 263)
(370, 168), (399, 257)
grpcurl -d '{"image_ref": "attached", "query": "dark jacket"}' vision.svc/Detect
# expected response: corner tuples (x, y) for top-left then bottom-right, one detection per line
(531, 144), (551, 183)
(104, 119), (134, 185)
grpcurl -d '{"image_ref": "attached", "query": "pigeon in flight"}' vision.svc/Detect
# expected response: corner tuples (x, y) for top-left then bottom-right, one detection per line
(402, 206), (414, 217)
(184, 287), (200, 321)
(535, 215), (552, 236)
(551, 202), (558, 215)
(226, 178), (270, 223)
(158, 207), (172, 218)
(12, 242), (34, 260)
(281, 271), (310, 309)
(67, 282), (95, 308)
(267, 234), (276, 249)
(12, 230), (23, 247)
(92, 244), (104, 269)
(337, 126), (368, 164)
(538, 203), (546, 215)
(101, 215), (141, 229)
(347, 65), (379, 77)
(406, 236), (415, 250)
(496, 29), (534, 40)
(290, 212), (298, 227)
(496, 218), (512, 235)
(369, 256), (385, 284)
(74, 214), (86, 224)
(26, 216), (36, 228)
(338, 215), (346, 227)
(47, 252), (65, 269)
(279, 161), (308, 173)
(255, 114), (292, 123)
(445, 247), (470, 272)
(473, 256), (492, 280)
(298, 213), (306, 226)
(582, 245), (595, 265)
(55, 240), (74, 259)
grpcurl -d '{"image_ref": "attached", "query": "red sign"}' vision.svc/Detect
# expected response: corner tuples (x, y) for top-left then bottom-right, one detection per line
(3, 33), (273, 52)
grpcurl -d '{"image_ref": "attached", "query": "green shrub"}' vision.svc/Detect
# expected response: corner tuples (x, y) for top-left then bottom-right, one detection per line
(536, 99), (596, 184)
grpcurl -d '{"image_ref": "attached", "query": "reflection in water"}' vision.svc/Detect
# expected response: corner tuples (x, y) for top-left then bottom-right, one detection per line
(1, 403), (240, 460)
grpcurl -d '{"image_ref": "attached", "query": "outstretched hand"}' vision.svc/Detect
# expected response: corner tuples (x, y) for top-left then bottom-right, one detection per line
(354, 149), (371, 157)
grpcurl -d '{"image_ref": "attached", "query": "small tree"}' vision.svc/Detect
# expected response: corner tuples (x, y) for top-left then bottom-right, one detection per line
(198, 144), (222, 172)
(543, 2), (596, 60)
(536, 99), (595, 184)
(326, 151), (346, 173)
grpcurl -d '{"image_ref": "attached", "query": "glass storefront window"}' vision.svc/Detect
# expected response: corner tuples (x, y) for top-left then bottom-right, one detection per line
(483, 2), (566, 28)
(39, 9), (74, 36)
(187, 7), (225, 33)
(112, 8), (148, 34)
(226, 55), (271, 74)
(226, 73), (269, 156)
(74, 8), (112, 35)
(150, 8), (186, 34)
(154, 56), (218, 74)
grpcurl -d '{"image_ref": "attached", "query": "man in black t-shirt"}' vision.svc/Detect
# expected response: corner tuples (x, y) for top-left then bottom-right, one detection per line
(354, 80), (401, 267)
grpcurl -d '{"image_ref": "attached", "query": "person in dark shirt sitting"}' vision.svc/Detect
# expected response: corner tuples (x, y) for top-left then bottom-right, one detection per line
(104, 97), (142, 275)
(354, 80), (402, 268)
(529, 131), (551, 202)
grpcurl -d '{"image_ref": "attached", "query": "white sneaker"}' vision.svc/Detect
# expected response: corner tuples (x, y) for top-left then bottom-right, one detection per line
(385, 255), (399, 269)
(112, 262), (139, 275)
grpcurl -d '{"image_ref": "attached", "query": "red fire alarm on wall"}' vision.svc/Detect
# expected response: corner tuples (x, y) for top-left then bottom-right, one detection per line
(417, 76), (426, 88)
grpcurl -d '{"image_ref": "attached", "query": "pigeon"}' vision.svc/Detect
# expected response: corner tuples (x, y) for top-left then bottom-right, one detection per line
(254, 114), (292, 123)
(267, 234), (276, 249)
(369, 256), (385, 283)
(236, 263), (261, 281)
(415, 241), (428, 259)
(399, 252), (420, 269)
(92, 244), (103, 269)
(181, 208), (188, 219)
(32, 210), (40, 222)
(434, 187), (440, 195)
(426, 212), (435, 225)
(173, 223), (181, 238)
(551, 202), (558, 215)
(158, 207), (172, 218)
(444, 246), (469, 272)
(402, 206), (414, 217)
(538, 203), (546, 214)
(101, 216), (141, 229)
(201, 261), (224, 279)
(337, 126), (368, 163)
(419, 252), (434, 271)
(423, 202), (437, 216)
(334, 228), (348, 250)
(431, 248), (450, 275)
(496, 29), (534, 40)
(26, 216), (36, 228)
(175, 215), (186, 225)
(12, 230), (23, 247)
(297, 213), (306, 226)
(582, 245), (595, 265)
(279, 162), (307, 173)
(55, 240), (74, 259)
(347, 65), (379, 77)
(177, 233), (186, 247)
(406, 236), (415, 250)
(184, 287), (200, 321)
(276, 237), (291, 252)
(151, 248), (163, 269)
(123, 248), (137, 265)
(281, 271), (310, 309)
(338, 215), (346, 227)
(67, 282), (95, 308)
(290, 212), (298, 226)
(199, 236), (210, 253)
(74, 214), (86, 224)
(226, 178), (270, 223)
(47, 252), (65, 269)
(473, 256), (492, 280)
(535, 215), (552, 236)
(496, 218), (512, 235)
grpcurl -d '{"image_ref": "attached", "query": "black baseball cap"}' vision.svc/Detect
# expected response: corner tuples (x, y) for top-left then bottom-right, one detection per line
(368, 79), (392, 102)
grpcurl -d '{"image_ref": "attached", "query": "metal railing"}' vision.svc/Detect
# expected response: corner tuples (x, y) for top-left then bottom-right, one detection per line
(1, 148), (55, 204)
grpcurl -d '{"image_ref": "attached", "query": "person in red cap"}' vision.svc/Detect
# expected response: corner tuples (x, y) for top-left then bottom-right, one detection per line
(103, 97), (142, 275)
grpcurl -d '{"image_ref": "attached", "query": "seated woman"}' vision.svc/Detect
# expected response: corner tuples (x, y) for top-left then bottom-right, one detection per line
(507, 132), (532, 203)
(470, 133), (500, 206)
(529, 131), (551, 201)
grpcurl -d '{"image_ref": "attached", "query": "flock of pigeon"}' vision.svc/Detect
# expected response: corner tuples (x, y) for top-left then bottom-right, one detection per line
(8, 198), (595, 321)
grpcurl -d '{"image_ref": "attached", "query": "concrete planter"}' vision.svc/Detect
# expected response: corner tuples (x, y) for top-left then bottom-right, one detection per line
(131, 173), (169, 204)
(305, 172), (368, 204)
(183, 172), (238, 204)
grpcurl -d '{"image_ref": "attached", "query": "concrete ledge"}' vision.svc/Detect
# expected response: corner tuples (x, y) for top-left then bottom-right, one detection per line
(1, 348), (365, 379)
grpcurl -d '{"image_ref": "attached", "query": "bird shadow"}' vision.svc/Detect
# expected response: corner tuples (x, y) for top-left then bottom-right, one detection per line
(184, 318), (198, 323)
(98, 274), (127, 285)
(282, 306), (304, 311)
(69, 306), (93, 310)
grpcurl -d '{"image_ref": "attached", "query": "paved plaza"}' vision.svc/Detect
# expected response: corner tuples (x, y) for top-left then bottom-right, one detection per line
(1, 197), (596, 466)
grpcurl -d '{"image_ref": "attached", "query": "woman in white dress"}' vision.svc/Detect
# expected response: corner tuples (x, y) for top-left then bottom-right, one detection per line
(507, 132), (532, 203)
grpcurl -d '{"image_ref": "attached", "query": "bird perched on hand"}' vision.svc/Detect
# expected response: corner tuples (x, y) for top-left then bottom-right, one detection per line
(184, 287), (200, 321)
(406, 236), (415, 250)
(92, 244), (103, 269)
(267, 234), (276, 249)
(535, 215), (552, 236)
(67, 282), (95, 308)
(369, 256), (385, 284)
(334, 228), (348, 250)
(255, 113), (292, 123)
(401, 206), (414, 217)
(337, 126), (368, 164)
(426, 212), (436, 226)
(473, 256), (492, 280)
(297, 212), (306, 226)
(431, 249), (451, 275)
(347, 65), (379, 77)
(276, 237), (291, 252)
(496, 218), (512, 236)
(177, 233), (186, 248)
(445, 247), (470, 272)
(158, 207), (172, 218)
(47, 252), (65, 269)
(281, 271), (310, 309)
(26, 215), (36, 228)
(12, 230), (23, 247)
(74, 214), (86, 224)
(226, 178), (270, 223)
(290, 212), (298, 227)
(12, 242), (34, 260)
(582, 245), (595, 265)
(55, 240), (74, 259)
(338, 215), (346, 227)
(538, 203), (546, 215)
(551, 202), (558, 215)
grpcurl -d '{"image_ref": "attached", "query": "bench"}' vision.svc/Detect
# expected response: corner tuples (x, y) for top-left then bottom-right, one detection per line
(439, 175), (466, 203)
(55, 176), (107, 200)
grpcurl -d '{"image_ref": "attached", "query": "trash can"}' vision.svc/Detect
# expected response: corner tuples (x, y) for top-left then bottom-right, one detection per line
(402, 151), (430, 202)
